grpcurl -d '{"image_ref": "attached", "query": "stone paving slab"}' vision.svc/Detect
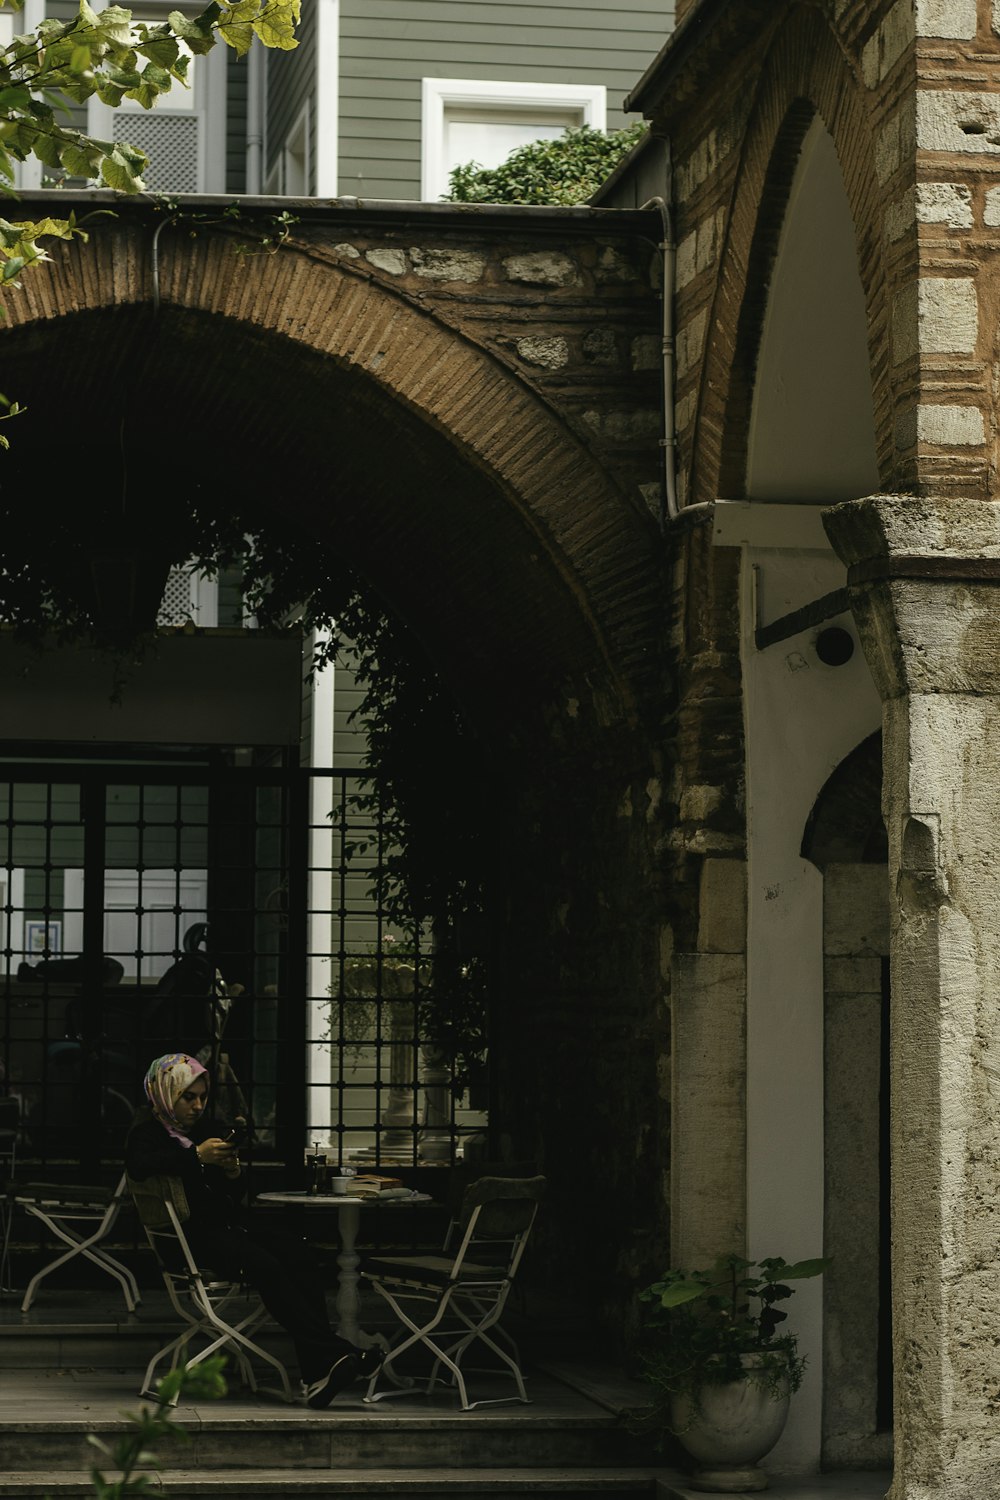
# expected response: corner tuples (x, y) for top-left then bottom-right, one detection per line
(655, 1475), (891, 1500)
(1, 1466), (666, 1496)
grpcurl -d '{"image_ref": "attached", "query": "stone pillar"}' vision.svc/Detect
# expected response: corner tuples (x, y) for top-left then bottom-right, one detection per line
(670, 857), (748, 1268)
(825, 495), (1000, 1500)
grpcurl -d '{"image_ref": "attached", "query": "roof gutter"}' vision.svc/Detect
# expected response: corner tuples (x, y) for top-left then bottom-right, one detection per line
(625, 0), (735, 117)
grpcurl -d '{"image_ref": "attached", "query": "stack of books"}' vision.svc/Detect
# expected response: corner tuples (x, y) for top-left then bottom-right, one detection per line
(344, 1173), (404, 1198)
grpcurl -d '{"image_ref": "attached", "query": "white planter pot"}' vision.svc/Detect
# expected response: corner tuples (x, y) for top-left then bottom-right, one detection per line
(669, 1354), (791, 1492)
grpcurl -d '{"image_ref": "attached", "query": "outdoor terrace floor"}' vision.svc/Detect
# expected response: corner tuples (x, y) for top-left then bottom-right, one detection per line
(0, 1288), (892, 1500)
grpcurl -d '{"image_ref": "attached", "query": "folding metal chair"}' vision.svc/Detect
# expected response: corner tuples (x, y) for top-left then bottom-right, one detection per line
(16, 1171), (140, 1313)
(129, 1174), (293, 1405)
(363, 1174), (545, 1411)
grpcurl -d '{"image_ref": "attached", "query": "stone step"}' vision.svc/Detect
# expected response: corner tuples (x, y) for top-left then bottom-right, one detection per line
(5, 1407), (640, 1474)
(1, 1466), (662, 1498)
(0, 1320), (299, 1370)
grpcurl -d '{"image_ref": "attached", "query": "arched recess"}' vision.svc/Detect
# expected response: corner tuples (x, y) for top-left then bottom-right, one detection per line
(803, 731), (892, 1470)
(2, 211), (661, 736)
(0, 212), (668, 1316)
(745, 116), (880, 501)
(692, 2), (890, 505)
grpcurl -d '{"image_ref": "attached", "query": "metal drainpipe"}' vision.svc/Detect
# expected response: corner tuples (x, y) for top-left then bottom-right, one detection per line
(246, 42), (264, 194)
(640, 173), (679, 528)
(641, 149), (715, 531)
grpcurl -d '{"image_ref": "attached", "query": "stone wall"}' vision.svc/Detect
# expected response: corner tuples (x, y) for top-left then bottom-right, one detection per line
(266, 211), (665, 526)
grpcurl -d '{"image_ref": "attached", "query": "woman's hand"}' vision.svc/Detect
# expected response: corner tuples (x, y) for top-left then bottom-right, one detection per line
(196, 1137), (241, 1176)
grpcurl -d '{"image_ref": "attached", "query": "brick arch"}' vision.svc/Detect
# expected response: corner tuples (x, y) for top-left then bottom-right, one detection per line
(693, 3), (891, 504)
(1, 208), (669, 1326)
(5, 211), (660, 732)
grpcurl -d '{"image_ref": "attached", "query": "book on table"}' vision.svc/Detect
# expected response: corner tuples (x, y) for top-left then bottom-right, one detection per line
(345, 1174), (404, 1198)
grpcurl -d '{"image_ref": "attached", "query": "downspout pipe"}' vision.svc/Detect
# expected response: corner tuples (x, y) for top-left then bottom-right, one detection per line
(640, 185), (679, 528)
(246, 40), (264, 194)
(641, 145), (715, 532)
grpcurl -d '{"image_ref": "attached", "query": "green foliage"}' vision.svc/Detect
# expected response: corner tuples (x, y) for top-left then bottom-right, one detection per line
(0, 1), (300, 294)
(311, 593), (488, 1092)
(0, 499), (490, 1091)
(636, 1255), (829, 1427)
(445, 122), (647, 206)
(85, 1356), (227, 1496)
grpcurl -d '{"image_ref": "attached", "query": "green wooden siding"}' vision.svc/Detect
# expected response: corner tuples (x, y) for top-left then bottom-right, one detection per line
(332, 648), (367, 768)
(339, 0), (672, 201)
(226, 49), (248, 193)
(266, 0), (317, 189)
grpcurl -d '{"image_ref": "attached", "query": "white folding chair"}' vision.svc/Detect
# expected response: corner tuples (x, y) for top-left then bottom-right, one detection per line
(17, 1171), (140, 1313)
(363, 1174), (545, 1411)
(129, 1175), (293, 1405)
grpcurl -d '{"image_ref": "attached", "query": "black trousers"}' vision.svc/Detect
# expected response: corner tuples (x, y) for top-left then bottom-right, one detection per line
(185, 1218), (355, 1383)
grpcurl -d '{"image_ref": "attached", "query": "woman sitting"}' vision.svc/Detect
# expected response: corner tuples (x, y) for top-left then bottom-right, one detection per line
(126, 1052), (375, 1408)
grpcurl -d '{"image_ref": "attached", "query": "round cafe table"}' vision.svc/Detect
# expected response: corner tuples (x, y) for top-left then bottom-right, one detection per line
(254, 1189), (431, 1347)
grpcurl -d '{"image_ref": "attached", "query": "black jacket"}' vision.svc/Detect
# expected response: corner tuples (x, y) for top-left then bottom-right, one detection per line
(125, 1106), (244, 1233)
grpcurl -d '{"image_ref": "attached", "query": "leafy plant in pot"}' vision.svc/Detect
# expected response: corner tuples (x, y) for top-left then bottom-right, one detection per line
(637, 1254), (829, 1493)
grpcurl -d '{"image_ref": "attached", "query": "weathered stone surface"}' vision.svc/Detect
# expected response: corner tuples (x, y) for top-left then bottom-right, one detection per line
(824, 966), (887, 1466)
(824, 952), (884, 991)
(885, 188), (915, 241)
(916, 182), (973, 228)
(631, 333), (660, 371)
(892, 280), (978, 361)
(676, 309), (707, 381)
(824, 863), (890, 955)
(365, 247), (407, 275)
(916, 406), (984, 446)
(582, 408), (661, 441)
(697, 857), (747, 953)
(916, 91), (1000, 154)
(825, 495), (1000, 1497)
(680, 782), (723, 822)
(862, 0), (914, 87)
(671, 952), (747, 1267)
(595, 245), (639, 283)
(916, 0), (977, 38)
(515, 336), (569, 370)
(502, 251), (579, 287)
(409, 246), (485, 282)
(583, 328), (618, 365)
(330, 242), (360, 258)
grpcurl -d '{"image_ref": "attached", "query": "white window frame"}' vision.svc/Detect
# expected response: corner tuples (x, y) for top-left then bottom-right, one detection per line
(314, 0), (339, 197)
(421, 77), (607, 202)
(281, 100), (311, 197)
(16, 0), (45, 188)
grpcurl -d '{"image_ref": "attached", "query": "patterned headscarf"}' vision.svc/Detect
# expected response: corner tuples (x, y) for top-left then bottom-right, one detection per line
(143, 1053), (208, 1147)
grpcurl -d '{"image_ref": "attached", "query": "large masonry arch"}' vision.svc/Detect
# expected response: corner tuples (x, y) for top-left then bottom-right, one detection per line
(0, 193), (668, 1321)
(6, 195), (662, 728)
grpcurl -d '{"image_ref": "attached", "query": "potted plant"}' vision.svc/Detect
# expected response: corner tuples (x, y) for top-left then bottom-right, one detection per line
(636, 1253), (828, 1493)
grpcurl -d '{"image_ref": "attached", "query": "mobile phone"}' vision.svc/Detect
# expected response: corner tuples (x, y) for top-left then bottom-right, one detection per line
(224, 1119), (248, 1147)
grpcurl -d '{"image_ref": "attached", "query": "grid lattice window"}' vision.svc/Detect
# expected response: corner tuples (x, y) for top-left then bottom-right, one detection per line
(112, 112), (199, 193)
(157, 567), (195, 627)
(0, 766), (487, 1173)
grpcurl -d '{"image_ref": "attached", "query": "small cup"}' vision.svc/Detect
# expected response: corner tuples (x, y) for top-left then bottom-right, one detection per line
(329, 1175), (350, 1195)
